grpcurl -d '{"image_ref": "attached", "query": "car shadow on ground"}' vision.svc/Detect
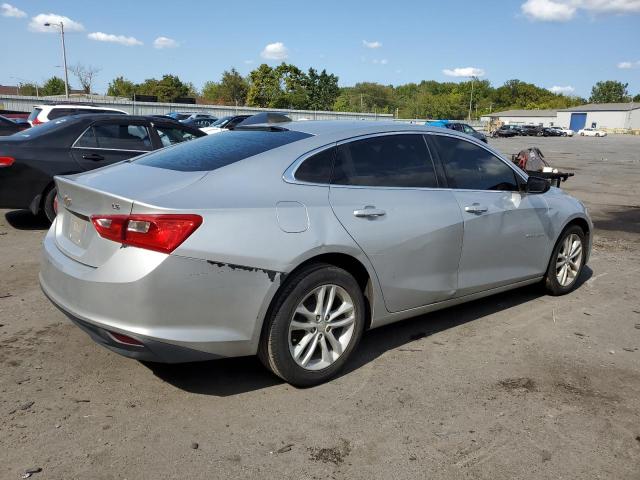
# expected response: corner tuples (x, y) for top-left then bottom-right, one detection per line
(146, 266), (592, 397)
(5, 209), (50, 231)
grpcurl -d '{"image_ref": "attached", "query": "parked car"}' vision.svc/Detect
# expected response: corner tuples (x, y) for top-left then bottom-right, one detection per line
(491, 125), (518, 138)
(542, 127), (563, 137)
(520, 125), (544, 136)
(578, 128), (607, 137)
(200, 115), (252, 134)
(27, 104), (127, 126)
(552, 126), (574, 137)
(39, 121), (592, 386)
(0, 115), (30, 136)
(165, 112), (194, 121)
(427, 120), (487, 143)
(0, 114), (205, 222)
(180, 116), (218, 129)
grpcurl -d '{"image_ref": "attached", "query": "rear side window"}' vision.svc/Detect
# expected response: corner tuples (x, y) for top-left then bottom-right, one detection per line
(74, 127), (97, 147)
(430, 135), (518, 191)
(92, 124), (152, 151)
(48, 108), (77, 120)
(295, 147), (335, 184)
(135, 129), (312, 172)
(332, 134), (437, 188)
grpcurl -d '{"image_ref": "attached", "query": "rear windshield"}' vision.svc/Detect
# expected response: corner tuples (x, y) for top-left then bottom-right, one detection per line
(28, 108), (42, 122)
(135, 129), (312, 172)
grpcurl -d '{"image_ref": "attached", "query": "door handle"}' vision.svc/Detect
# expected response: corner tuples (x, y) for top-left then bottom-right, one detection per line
(353, 206), (386, 218)
(464, 203), (488, 214)
(82, 153), (105, 161)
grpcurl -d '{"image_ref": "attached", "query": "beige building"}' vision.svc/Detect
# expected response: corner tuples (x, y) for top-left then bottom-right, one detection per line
(556, 103), (640, 131)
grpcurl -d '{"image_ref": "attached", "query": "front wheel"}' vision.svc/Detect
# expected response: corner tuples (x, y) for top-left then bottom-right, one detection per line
(259, 263), (366, 387)
(544, 226), (586, 295)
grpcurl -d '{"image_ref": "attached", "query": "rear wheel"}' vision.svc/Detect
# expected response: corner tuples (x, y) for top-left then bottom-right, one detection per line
(42, 186), (57, 223)
(544, 226), (586, 295)
(259, 263), (366, 387)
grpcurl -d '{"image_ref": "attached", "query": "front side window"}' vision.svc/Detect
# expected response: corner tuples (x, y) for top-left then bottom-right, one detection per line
(155, 126), (199, 147)
(93, 123), (152, 151)
(430, 135), (518, 191)
(74, 126), (98, 148)
(332, 134), (437, 188)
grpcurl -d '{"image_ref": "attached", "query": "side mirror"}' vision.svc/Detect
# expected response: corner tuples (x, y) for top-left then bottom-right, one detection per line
(525, 175), (550, 194)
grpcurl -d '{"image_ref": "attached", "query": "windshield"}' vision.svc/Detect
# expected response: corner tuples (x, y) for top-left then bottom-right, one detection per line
(209, 116), (232, 128)
(14, 116), (75, 139)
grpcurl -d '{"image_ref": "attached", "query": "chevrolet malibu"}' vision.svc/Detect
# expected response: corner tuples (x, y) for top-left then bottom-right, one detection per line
(40, 121), (592, 386)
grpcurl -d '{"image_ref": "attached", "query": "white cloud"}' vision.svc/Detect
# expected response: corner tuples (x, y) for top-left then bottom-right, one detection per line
(617, 60), (640, 69)
(372, 58), (388, 65)
(1, 3), (26, 18)
(443, 67), (485, 77)
(153, 36), (178, 49)
(521, 0), (640, 22)
(549, 85), (575, 94)
(363, 40), (382, 49)
(260, 42), (288, 60)
(88, 32), (143, 46)
(29, 13), (85, 32)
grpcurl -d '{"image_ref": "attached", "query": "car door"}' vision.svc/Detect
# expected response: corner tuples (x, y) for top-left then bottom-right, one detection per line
(328, 133), (463, 313)
(71, 119), (153, 171)
(427, 133), (552, 296)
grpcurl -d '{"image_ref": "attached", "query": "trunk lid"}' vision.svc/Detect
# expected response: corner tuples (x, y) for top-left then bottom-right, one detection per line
(54, 162), (207, 267)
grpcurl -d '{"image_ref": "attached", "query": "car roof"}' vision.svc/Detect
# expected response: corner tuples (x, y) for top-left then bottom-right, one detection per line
(279, 120), (446, 137)
(34, 104), (125, 111)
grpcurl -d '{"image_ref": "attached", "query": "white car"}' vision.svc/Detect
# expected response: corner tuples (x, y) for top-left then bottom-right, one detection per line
(27, 104), (127, 126)
(578, 128), (607, 137)
(553, 127), (574, 137)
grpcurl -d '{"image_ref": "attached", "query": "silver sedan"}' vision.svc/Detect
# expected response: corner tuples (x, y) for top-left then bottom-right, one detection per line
(40, 121), (592, 386)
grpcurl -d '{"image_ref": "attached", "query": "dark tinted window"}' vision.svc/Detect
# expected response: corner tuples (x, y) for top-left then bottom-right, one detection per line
(75, 126), (97, 147)
(295, 147), (335, 184)
(430, 135), (518, 191)
(48, 108), (77, 120)
(332, 134), (437, 188)
(93, 123), (152, 150)
(135, 129), (312, 172)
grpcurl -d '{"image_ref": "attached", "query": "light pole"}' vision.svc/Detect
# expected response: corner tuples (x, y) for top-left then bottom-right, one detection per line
(468, 76), (477, 122)
(44, 21), (69, 99)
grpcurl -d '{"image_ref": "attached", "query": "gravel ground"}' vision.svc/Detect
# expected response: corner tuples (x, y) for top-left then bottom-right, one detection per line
(1, 134), (639, 479)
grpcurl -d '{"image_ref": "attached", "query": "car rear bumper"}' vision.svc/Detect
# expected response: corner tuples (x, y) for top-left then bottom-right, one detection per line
(40, 224), (283, 362)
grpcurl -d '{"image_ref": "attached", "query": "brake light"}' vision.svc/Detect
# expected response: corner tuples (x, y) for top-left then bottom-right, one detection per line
(32, 117), (43, 125)
(90, 214), (202, 254)
(0, 157), (15, 168)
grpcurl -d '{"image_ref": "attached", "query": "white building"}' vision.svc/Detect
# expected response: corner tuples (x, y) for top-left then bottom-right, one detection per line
(556, 103), (640, 131)
(480, 109), (558, 127)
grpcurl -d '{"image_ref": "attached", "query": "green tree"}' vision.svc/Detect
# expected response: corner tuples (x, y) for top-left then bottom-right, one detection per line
(203, 68), (249, 105)
(137, 74), (191, 102)
(41, 76), (67, 96)
(106, 76), (136, 98)
(633, 93), (640, 102)
(590, 80), (630, 103)
(246, 64), (280, 107)
(17, 82), (39, 96)
(306, 68), (340, 110)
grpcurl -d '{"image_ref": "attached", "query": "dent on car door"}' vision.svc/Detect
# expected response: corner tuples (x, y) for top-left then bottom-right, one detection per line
(328, 133), (463, 313)
(427, 134), (552, 296)
(71, 121), (153, 170)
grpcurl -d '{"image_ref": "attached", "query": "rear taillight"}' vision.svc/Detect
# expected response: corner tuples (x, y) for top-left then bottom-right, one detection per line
(108, 331), (144, 347)
(0, 157), (15, 168)
(90, 214), (202, 254)
(32, 117), (43, 125)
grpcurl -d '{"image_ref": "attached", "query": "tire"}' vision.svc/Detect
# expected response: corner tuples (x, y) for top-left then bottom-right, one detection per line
(258, 263), (366, 387)
(42, 186), (58, 223)
(543, 225), (586, 296)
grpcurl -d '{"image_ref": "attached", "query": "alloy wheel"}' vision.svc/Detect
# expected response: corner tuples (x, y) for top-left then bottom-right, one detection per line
(288, 284), (356, 371)
(555, 233), (583, 287)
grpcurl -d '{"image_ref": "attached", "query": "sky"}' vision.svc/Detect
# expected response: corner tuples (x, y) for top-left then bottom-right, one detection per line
(1, 0), (639, 98)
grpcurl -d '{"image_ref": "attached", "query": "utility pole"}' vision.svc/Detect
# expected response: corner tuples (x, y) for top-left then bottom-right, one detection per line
(468, 76), (476, 121)
(45, 21), (69, 99)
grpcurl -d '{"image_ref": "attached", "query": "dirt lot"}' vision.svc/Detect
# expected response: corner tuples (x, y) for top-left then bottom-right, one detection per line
(1, 135), (639, 479)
